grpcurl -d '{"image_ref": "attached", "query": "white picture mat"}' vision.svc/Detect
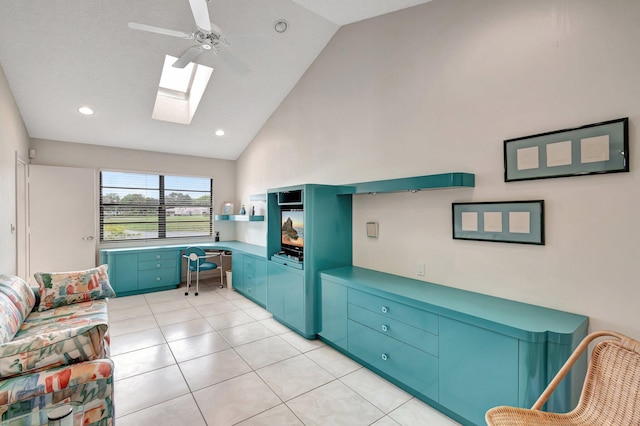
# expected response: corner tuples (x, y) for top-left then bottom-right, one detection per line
(461, 212), (478, 231)
(509, 212), (531, 234)
(581, 135), (610, 163)
(516, 146), (540, 170)
(546, 140), (572, 167)
(483, 212), (502, 232)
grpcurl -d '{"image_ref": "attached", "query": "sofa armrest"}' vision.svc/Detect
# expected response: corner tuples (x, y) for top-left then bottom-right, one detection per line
(0, 359), (114, 425)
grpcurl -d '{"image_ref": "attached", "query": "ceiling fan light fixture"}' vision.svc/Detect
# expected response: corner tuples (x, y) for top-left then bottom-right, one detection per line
(78, 106), (94, 116)
(274, 19), (288, 33)
(215, 129), (225, 136)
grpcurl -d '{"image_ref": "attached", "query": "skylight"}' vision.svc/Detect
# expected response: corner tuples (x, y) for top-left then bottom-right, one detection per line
(152, 55), (213, 125)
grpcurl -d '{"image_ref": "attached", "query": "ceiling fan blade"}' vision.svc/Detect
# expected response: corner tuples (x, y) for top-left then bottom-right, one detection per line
(188, 0), (212, 31)
(128, 22), (192, 39)
(172, 46), (205, 68)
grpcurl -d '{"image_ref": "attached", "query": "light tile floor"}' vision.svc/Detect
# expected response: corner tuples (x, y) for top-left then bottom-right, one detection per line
(110, 279), (460, 426)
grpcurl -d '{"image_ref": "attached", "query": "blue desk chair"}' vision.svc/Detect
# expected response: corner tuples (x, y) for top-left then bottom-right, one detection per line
(183, 247), (221, 296)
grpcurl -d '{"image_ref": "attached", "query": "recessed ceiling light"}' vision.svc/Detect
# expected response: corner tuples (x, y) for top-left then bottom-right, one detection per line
(274, 19), (288, 33)
(78, 106), (94, 115)
(215, 129), (225, 136)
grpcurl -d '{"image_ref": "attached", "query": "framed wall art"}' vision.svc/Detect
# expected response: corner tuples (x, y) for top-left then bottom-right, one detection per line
(222, 202), (234, 215)
(452, 200), (545, 245)
(504, 117), (628, 182)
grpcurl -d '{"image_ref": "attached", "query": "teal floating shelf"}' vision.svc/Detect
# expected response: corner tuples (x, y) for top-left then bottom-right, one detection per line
(215, 215), (265, 222)
(349, 172), (475, 194)
(250, 194), (267, 202)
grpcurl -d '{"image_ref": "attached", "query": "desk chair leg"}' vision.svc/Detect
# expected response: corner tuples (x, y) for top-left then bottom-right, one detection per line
(185, 265), (191, 296)
(195, 263), (199, 296)
(219, 253), (224, 289)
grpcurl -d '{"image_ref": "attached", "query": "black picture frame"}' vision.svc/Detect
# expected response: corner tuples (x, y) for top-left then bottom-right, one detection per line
(504, 118), (628, 182)
(452, 200), (545, 245)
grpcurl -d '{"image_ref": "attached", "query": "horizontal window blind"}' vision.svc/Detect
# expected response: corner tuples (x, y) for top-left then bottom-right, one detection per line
(100, 171), (212, 241)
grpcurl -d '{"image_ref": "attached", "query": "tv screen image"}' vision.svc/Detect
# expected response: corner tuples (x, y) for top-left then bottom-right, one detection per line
(281, 209), (304, 250)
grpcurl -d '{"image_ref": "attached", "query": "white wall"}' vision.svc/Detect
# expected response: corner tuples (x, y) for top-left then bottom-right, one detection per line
(30, 138), (237, 243)
(0, 63), (30, 274)
(237, 0), (640, 338)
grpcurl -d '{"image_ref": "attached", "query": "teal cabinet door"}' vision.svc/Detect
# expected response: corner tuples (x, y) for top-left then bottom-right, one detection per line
(318, 277), (348, 350)
(112, 253), (138, 294)
(439, 317), (519, 425)
(252, 257), (267, 306)
(231, 252), (244, 292)
(266, 261), (304, 331)
(266, 261), (284, 318)
(282, 269), (304, 330)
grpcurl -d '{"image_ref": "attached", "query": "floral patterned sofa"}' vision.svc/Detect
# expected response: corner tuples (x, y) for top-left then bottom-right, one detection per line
(0, 266), (115, 425)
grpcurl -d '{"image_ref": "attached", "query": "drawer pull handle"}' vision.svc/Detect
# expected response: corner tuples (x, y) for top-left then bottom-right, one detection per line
(156, 277), (161, 281)
(381, 353), (389, 361)
(381, 324), (389, 332)
(156, 255), (160, 259)
(157, 263), (161, 268)
(381, 306), (388, 314)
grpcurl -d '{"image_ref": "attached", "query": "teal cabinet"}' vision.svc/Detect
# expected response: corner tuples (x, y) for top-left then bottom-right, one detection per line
(439, 317), (519, 425)
(318, 266), (589, 426)
(230, 252), (266, 306)
(318, 277), (348, 350)
(242, 255), (266, 306)
(267, 261), (305, 333)
(100, 242), (267, 298)
(266, 184), (353, 338)
(101, 248), (180, 296)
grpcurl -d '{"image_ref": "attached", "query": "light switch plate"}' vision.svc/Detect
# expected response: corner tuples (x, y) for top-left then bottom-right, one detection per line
(366, 222), (379, 238)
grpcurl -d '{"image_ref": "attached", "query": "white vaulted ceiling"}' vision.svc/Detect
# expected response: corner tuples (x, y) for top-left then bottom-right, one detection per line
(0, 0), (431, 160)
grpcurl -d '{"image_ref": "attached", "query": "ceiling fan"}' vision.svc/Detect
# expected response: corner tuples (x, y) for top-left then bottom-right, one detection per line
(128, 0), (232, 69)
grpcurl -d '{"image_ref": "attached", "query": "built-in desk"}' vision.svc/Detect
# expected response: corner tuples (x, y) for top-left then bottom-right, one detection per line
(99, 241), (267, 304)
(319, 266), (589, 426)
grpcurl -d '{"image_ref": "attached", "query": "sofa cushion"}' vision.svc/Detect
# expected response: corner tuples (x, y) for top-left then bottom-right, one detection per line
(33, 265), (115, 312)
(0, 275), (36, 321)
(0, 300), (109, 379)
(0, 294), (21, 345)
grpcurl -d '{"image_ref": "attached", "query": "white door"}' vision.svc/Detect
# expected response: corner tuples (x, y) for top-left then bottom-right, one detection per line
(29, 165), (96, 276)
(15, 156), (28, 279)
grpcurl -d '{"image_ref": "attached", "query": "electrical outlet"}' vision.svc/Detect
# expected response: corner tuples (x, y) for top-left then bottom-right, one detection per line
(417, 261), (425, 276)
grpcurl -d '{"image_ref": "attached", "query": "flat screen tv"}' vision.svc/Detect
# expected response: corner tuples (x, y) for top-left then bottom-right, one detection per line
(281, 208), (304, 259)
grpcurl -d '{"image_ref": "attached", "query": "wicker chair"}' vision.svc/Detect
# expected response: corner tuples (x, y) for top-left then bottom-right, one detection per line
(486, 330), (640, 425)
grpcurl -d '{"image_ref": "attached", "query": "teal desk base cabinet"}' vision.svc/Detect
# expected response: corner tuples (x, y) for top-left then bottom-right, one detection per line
(100, 248), (180, 296)
(231, 251), (267, 307)
(319, 267), (589, 426)
(99, 241), (266, 298)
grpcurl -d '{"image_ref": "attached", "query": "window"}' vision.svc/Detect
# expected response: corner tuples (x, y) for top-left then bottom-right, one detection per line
(100, 171), (213, 241)
(151, 55), (214, 125)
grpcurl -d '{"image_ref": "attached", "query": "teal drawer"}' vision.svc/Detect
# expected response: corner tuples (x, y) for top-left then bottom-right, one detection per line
(244, 257), (255, 286)
(138, 251), (177, 262)
(138, 268), (178, 289)
(138, 259), (176, 271)
(348, 320), (438, 401)
(348, 288), (438, 335)
(348, 303), (438, 357)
